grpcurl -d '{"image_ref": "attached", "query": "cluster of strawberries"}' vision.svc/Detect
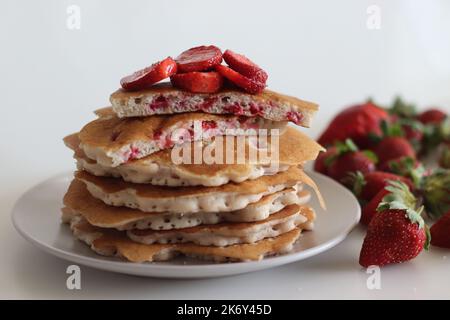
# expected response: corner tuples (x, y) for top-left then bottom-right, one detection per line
(315, 98), (450, 267)
(120, 45), (268, 94)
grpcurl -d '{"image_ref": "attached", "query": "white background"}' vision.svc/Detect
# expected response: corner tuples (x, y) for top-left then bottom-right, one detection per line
(1, 0), (450, 299)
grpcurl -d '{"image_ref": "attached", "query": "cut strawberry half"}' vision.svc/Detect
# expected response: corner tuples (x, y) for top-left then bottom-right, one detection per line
(120, 57), (177, 91)
(170, 71), (223, 93)
(176, 45), (223, 73)
(215, 65), (265, 94)
(223, 49), (268, 84)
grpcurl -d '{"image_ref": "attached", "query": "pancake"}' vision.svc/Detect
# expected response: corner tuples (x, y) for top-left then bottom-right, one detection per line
(126, 204), (315, 247)
(78, 109), (286, 167)
(110, 82), (318, 128)
(64, 126), (324, 186)
(75, 166), (307, 214)
(66, 214), (302, 262)
(62, 179), (311, 230)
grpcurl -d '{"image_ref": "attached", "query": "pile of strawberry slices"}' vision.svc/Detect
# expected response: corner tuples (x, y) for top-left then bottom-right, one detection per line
(120, 45), (268, 94)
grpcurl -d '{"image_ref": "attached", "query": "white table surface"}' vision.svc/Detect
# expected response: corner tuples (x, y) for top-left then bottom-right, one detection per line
(1, 0), (450, 299)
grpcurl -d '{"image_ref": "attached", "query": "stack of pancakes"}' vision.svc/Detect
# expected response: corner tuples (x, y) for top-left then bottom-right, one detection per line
(62, 85), (324, 262)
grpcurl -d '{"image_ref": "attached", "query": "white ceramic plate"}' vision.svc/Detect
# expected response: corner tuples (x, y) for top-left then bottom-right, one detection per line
(12, 171), (360, 278)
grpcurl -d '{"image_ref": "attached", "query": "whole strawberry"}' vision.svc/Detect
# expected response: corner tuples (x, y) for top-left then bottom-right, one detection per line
(313, 146), (337, 175)
(360, 187), (390, 225)
(351, 171), (414, 202)
(325, 139), (376, 183)
(359, 181), (430, 267)
(430, 210), (450, 248)
(397, 119), (424, 152)
(374, 136), (416, 168)
(318, 101), (389, 148)
(417, 108), (447, 125)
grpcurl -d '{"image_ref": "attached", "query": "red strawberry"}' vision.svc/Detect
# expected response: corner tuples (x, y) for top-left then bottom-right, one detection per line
(313, 147), (337, 175)
(417, 108), (447, 125)
(430, 210), (450, 248)
(215, 65), (265, 94)
(328, 152), (376, 183)
(318, 102), (390, 148)
(170, 71), (223, 93)
(120, 57), (177, 91)
(359, 181), (430, 267)
(175, 45), (223, 73)
(374, 136), (416, 168)
(352, 171), (414, 202)
(223, 49), (268, 84)
(325, 140), (376, 183)
(361, 188), (390, 226)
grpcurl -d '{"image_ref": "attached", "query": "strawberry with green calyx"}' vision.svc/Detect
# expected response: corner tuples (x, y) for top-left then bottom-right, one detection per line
(350, 171), (414, 203)
(325, 139), (377, 184)
(422, 169), (450, 220)
(359, 180), (430, 267)
(396, 118), (424, 152)
(388, 96), (417, 119)
(383, 156), (426, 189)
(373, 120), (417, 168)
(430, 210), (450, 248)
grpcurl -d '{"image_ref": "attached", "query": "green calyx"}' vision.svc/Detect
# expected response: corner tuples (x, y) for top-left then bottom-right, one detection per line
(440, 145), (450, 169)
(388, 156), (425, 189)
(422, 169), (450, 220)
(377, 180), (430, 249)
(349, 171), (366, 197)
(324, 139), (358, 167)
(389, 96), (417, 118)
(422, 117), (450, 155)
(380, 120), (405, 138)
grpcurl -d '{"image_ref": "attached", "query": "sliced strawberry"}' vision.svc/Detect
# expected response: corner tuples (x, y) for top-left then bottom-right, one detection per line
(170, 71), (223, 93)
(176, 45), (223, 73)
(120, 57), (177, 91)
(215, 65), (265, 94)
(223, 49), (268, 83)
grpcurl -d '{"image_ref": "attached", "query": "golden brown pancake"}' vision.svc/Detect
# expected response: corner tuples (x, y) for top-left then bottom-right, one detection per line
(78, 109), (286, 167)
(126, 205), (315, 247)
(62, 179), (310, 230)
(64, 126), (324, 186)
(66, 214), (302, 262)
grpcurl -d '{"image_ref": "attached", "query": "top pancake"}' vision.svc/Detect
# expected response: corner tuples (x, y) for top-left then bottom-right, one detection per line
(110, 82), (318, 128)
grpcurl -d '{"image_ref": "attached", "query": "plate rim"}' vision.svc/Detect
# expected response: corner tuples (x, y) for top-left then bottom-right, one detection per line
(11, 171), (361, 277)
